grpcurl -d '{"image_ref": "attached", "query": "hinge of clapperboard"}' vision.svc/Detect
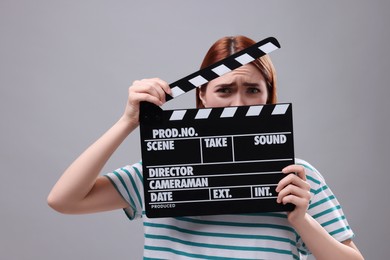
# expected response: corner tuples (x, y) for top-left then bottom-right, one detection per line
(139, 37), (281, 124)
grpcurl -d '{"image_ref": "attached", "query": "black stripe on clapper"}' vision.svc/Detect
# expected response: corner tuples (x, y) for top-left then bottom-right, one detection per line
(140, 37), (280, 124)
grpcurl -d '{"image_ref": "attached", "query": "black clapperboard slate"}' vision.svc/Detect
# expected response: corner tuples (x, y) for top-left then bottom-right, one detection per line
(139, 37), (295, 218)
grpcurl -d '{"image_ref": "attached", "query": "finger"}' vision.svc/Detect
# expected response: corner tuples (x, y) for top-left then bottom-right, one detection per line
(140, 79), (167, 103)
(153, 78), (172, 96)
(136, 78), (171, 102)
(276, 174), (310, 193)
(277, 184), (311, 204)
(131, 80), (166, 104)
(282, 165), (306, 181)
(281, 194), (309, 208)
(131, 92), (164, 107)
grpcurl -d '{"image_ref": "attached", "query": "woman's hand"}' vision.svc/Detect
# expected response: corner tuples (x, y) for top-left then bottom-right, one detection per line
(122, 78), (172, 125)
(276, 164), (311, 225)
(276, 165), (364, 259)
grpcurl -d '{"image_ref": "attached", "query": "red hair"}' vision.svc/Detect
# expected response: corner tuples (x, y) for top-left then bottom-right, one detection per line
(196, 36), (277, 108)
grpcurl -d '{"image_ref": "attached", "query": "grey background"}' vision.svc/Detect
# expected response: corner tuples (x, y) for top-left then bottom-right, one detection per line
(1, 0), (388, 259)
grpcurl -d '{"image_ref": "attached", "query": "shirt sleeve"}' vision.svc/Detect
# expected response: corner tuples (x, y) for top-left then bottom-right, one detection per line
(104, 161), (144, 220)
(295, 159), (355, 255)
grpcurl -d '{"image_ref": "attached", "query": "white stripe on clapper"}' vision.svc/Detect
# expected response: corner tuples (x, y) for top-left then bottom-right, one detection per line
(258, 42), (278, 54)
(195, 108), (212, 119)
(271, 104), (289, 115)
(212, 64), (232, 76)
(235, 53), (255, 65)
(170, 86), (186, 98)
(189, 75), (208, 87)
(221, 107), (237, 118)
(169, 110), (187, 120)
(246, 105), (263, 116)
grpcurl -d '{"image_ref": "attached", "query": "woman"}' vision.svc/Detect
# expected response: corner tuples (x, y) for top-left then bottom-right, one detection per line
(48, 35), (363, 259)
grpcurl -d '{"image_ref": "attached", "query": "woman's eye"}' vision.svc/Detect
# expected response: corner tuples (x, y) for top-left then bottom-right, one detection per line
(248, 88), (260, 94)
(217, 87), (232, 94)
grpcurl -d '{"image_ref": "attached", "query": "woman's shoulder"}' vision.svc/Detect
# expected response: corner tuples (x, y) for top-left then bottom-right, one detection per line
(295, 158), (326, 185)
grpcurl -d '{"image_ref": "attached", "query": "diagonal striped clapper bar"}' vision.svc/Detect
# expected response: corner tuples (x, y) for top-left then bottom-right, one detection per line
(168, 37), (280, 100)
(140, 37), (280, 123)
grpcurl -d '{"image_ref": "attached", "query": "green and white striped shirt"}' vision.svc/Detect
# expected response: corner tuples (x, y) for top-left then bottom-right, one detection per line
(105, 159), (354, 259)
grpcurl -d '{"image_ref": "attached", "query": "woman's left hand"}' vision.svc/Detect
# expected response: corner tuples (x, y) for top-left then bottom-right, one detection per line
(275, 165), (311, 225)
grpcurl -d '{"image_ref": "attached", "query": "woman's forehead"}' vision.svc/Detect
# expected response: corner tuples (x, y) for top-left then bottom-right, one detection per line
(208, 64), (264, 85)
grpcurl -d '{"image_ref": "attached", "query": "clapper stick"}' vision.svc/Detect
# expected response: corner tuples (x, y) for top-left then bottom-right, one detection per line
(167, 37), (280, 101)
(140, 37), (280, 123)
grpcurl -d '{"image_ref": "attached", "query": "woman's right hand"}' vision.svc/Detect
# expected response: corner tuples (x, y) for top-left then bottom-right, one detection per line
(122, 78), (172, 125)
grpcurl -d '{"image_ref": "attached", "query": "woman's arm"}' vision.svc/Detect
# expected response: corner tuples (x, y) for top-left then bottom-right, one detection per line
(276, 165), (364, 259)
(47, 78), (171, 214)
(292, 214), (363, 260)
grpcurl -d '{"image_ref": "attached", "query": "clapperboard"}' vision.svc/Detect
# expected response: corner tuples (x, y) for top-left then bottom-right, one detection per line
(139, 37), (295, 218)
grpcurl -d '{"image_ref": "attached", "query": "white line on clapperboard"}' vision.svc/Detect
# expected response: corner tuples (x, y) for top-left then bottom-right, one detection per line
(148, 183), (277, 193)
(231, 135), (236, 164)
(149, 196), (278, 205)
(149, 183), (279, 204)
(145, 158), (293, 169)
(147, 170), (282, 181)
(145, 131), (292, 164)
(199, 137), (203, 165)
(143, 131), (292, 142)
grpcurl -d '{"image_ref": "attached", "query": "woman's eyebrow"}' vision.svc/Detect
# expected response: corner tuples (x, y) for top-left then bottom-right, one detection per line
(243, 82), (260, 87)
(213, 82), (260, 88)
(213, 83), (234, 88)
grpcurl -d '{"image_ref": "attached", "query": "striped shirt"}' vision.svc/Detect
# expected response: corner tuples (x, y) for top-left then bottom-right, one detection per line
(105, 158), (354, 259)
